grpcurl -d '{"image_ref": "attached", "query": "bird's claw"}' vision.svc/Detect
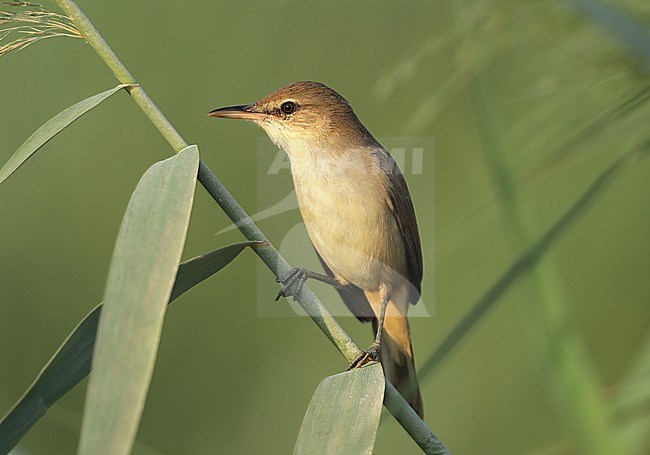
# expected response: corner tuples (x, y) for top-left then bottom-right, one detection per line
(348, 342), (380, 370)
(275, 267), (309, 301)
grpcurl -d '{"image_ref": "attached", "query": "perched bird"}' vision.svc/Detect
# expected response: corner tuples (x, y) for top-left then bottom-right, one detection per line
(209, 81), (424, 417)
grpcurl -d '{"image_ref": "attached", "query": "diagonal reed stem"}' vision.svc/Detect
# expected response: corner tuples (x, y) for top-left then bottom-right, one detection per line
(52, 0), (450, 453)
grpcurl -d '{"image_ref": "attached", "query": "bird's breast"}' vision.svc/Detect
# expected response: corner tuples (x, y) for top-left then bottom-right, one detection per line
(289, 150), (406, 290)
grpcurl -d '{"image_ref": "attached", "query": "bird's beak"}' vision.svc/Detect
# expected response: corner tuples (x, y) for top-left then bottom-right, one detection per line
(207, 104), (264, 120)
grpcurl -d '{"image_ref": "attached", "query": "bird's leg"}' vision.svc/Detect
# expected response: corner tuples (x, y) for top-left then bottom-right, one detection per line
(348, 289), (391, 370)
(275, 268), (346, 301)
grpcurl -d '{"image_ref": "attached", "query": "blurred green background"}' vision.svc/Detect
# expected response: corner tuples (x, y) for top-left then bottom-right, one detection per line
(1, 1), (649, 454)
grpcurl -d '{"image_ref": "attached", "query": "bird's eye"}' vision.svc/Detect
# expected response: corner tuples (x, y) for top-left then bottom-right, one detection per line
(280, 101), (297, 114)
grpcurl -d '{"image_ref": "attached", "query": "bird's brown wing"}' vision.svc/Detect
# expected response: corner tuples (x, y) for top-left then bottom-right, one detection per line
(315, 251), (374, 323)
(386, 157), (423, 304)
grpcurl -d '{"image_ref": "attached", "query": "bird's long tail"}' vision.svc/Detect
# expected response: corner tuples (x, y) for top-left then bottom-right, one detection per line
(371, 307), (423, 418)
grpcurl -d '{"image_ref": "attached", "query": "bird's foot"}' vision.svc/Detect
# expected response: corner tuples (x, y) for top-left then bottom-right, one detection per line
(275, 267), (309, 301)
(348, 342), (380, 370)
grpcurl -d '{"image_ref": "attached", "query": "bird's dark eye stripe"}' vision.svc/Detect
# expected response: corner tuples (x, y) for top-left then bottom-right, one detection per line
(280, 101), (297, 115)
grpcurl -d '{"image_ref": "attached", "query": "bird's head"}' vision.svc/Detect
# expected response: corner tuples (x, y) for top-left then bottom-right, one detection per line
(208, 81), (376, 155)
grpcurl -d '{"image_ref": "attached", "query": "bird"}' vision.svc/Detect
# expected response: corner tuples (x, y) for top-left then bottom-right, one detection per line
(208, 81), (424, 417)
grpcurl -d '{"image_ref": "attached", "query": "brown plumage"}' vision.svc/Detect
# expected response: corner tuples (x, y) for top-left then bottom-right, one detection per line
(209, 81), (424, 417)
